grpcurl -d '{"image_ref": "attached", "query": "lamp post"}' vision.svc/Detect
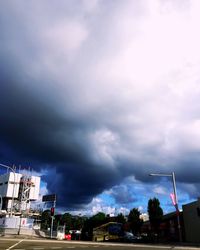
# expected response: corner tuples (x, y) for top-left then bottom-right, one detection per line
(149, 172), (182, 242)
(0, 163), (16, 216)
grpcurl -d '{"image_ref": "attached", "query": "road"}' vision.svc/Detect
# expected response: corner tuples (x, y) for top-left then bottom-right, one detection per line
(0, 238), (198, 250)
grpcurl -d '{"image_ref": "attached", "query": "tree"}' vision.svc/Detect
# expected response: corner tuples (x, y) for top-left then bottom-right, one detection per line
(72, 215), (85, 230)
(91, 212), (107, 228)
(147, 197), (163, 233)
(116, 213), (126, 224)
(61, 213), (73, 232)
(128, 208), (143, 235)
(54, 214), (62, 229)
(81, 212), (107, 241)
(41, 210), (51, 230)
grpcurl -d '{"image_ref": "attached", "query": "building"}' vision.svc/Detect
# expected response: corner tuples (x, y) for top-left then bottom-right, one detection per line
(182, 198), (200, 243)
(141, 211), (185, 242)
(0, 171), (40, 214)
(159, 211), (184, 242)
(140, 213), (149, 222)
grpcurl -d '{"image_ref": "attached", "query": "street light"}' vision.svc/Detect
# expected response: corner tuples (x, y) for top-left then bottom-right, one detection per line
(149, 172), (182, 242)
(0, 163), (16, 216)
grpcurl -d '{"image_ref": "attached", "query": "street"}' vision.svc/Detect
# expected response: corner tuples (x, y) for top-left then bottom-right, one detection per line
(0, 238), (199, 250)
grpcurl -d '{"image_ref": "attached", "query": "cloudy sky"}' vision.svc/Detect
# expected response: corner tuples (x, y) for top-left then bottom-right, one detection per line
(1, 0), (200, 215)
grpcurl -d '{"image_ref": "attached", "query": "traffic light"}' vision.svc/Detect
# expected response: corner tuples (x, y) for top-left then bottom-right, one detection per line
(51, 207), (55, 216)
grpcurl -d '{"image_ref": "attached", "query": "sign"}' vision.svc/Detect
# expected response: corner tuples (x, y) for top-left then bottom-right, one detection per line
(170, 193), (179, 213)
(42, 194), (56, 202)
(170, 193), (176, 206)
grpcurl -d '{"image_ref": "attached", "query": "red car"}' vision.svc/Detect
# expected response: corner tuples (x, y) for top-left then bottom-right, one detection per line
(65, 234), (71, 240)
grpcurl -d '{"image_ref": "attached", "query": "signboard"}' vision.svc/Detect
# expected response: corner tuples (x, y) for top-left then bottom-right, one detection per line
(42, 194), (56, 202)
(170, 193), (179, 213)
(170, 193), (176, 206)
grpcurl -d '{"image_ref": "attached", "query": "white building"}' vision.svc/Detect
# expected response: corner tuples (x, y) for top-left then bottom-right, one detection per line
(140, 213), (149, 222)
(0, 172), (40, 213)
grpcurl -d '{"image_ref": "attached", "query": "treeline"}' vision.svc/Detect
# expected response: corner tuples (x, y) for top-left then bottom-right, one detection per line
(41, 197), (163, 240)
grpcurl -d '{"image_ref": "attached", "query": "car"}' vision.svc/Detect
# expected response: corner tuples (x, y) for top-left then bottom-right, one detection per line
(65, 234), (72, 240)
(123, 232), (141, 243)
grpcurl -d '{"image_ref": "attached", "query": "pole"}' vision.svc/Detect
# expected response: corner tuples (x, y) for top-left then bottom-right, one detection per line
(172, 172), (182, 242)
(50, 200), (56, 239)
(18, 213), (22, 235)
(10, 165), (16, 217)
(50, 212), (54, 239)
(149, 171), (182, 242)
(0, 195), (2, 210)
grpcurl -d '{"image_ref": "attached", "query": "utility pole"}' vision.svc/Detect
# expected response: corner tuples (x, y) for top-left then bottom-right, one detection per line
(149, 172), (182, 242)
(42, 194), (57, 238)
(50, 200), (56, 239)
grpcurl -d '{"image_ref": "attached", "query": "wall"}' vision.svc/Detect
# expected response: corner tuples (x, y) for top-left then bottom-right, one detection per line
(29, 176), (40, 200)
(0, 217), (34, 229)
(182, 198), (200, 243)
(0, 172), (21, 199)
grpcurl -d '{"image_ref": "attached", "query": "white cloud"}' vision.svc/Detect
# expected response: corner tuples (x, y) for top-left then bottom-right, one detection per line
(43, 20), (88, 55)
(153, 186), (168, 195)
(82, 197), (116, 216)
(82, 0), (99, 13)
(138, 206), (144, 212)
(88, 129), (120, 167)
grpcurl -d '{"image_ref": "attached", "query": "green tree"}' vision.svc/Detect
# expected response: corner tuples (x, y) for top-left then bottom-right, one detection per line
(91, 212), (107, 228)
(128, 208), (143, 235)
(81, 217), (93, 240)
(72, 215), (85, 230)
(61, 213), (73, 231)
(81, 212), (107, 240)
(148, 197), (163, 233)
(116, 213), (126, 224)
(41, 210), (51, 230)
(54, 214), (62, 230)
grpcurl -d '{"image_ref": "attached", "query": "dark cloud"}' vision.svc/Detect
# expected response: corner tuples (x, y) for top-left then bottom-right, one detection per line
(109, 185), (137, 205)
(1, 0), (200, 211)
(0, 57), (125, 208)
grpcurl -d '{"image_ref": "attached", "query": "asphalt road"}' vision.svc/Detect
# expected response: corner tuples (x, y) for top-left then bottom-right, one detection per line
(0, 238), (198, 250)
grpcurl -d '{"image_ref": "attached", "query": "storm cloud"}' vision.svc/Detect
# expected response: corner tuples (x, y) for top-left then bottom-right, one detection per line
(1, 0), (200, 210)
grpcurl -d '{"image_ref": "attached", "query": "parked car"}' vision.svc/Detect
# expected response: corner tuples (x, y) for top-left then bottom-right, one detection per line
(123, 232), (141, 243)
(64, 234), (72, 240)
